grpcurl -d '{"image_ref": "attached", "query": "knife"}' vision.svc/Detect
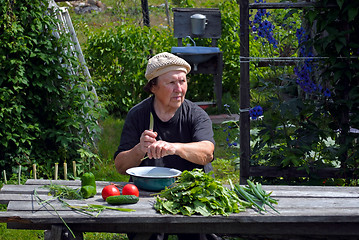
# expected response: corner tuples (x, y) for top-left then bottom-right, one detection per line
(149, 112), (154, 131)
(141, 112), (154, 162)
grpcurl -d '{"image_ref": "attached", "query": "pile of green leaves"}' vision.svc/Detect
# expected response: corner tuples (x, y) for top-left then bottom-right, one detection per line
(154, 169), (251, 216)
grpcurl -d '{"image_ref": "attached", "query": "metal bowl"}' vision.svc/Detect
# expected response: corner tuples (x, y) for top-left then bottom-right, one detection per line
(126, 166), (182, 191)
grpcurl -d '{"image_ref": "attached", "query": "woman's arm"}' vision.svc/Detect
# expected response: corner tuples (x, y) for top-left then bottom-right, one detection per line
(115, 130), (157, 174)
(146, 140), (214, 166)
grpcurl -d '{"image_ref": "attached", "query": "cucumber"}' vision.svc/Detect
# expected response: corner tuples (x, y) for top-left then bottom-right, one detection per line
(106, 195), (139, 205)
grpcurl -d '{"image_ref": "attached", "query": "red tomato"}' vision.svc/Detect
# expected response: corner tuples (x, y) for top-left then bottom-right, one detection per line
(101, 185), (121, 200)
(122, 184), (139, 197)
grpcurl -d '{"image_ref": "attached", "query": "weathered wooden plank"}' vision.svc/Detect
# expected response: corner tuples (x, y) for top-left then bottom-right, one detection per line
(7, 198), (155, 212)
(0, 193), (53, 205)
(261, 185), (359, 197)
(25, 179), (123, 187)
(1, 184), (76, 194)
(3, 208), (359, 226)
(5, 195), (359, 221)
(239, 0), (251, 184)
(248, 1), (337, 9)
(249, 1), (316, 9)
(6, 196), (359, 212)
(7, 219), (359, 237)
(249, 165), (355, 178)
(33, 180), (359, 195)
(265, 189), (359, 198)
(4, 182), (359, 198)
(25, 179), (82, 186)
(1, 182), (159, 197)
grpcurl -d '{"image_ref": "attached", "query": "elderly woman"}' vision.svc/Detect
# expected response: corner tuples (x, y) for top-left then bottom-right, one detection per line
(114, 52), (215, 176)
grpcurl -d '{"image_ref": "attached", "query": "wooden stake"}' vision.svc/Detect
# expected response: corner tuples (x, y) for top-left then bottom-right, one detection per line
(72, 161), (77, 178)
(64, 162), (67, 180)
(3, 170), (7, 184)
(18, 165), (21, 185)
(55, 163), (58, 180)
(33, 164), (37, 180)
(165, 0), (171, 26)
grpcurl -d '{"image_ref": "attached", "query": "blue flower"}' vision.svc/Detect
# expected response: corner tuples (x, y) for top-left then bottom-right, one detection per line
(251, 9), (278, 48)
(249, 105), (264, 120)
(294, 27), (332, 97)
(323, 88), (331, 97)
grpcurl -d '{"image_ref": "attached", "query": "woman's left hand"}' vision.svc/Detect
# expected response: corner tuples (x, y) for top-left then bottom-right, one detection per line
(147, 140), (176, 159)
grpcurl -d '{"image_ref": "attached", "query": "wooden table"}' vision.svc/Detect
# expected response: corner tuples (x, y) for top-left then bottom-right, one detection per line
(1, 179), (359, 240)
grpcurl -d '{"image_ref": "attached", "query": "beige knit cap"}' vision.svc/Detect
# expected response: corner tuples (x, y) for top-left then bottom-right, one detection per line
(145, 52), (191, 81)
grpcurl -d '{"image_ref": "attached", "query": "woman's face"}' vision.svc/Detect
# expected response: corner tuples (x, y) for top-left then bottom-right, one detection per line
(151, 70), (187, 112)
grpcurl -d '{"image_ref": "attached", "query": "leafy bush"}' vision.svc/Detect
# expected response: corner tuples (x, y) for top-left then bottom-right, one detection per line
(0, 0), (105, 179)
(223, 0), (359, 179)
(85, 24), (176, 116)
(308, 0), (359, 167)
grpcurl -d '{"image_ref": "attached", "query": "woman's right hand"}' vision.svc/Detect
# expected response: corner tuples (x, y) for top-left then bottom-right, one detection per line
(139, 130), (157, 155)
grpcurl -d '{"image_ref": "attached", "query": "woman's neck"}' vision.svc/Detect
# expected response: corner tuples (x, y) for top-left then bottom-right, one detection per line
(153, 99), (177, 122)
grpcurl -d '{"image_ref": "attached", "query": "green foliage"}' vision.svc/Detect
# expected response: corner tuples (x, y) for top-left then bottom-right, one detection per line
(246, 0), (359, 172)
(304, 0), (359, 166)
(84, 0), (301, 114)
(0, 0), (105, 179)
(85, 24), (176, 115)
(220, 0), (359, 179)
(217, 0), (241, 96)
(217, 1), (301, 98)
(154, 169), (247, 216)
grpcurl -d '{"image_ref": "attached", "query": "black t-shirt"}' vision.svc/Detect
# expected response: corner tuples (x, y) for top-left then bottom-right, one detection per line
(114, 96), (215, 172)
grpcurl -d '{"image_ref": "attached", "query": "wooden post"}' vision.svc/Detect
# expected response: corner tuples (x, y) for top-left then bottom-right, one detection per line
(64, 162), (67, 180)
(239, 0), (251, 184)
(18, 165), (21, 185)
(33, 164), (37, 180)
(73, 161), (77, 178)
(3, 170), (7, 184)
(141, 0), (150, 27)
(55, 163), (58, 180)
(165, 0), (171, 26)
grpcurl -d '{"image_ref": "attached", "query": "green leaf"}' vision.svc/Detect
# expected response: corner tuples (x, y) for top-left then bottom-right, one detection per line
(348, 7), (358, 22)
(306, 10), (317, 25)
(335, 42), (343, 53)
(162, 200), (179, 215)
(336, 0), (344, 9)
(193, 201), (211, 216)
